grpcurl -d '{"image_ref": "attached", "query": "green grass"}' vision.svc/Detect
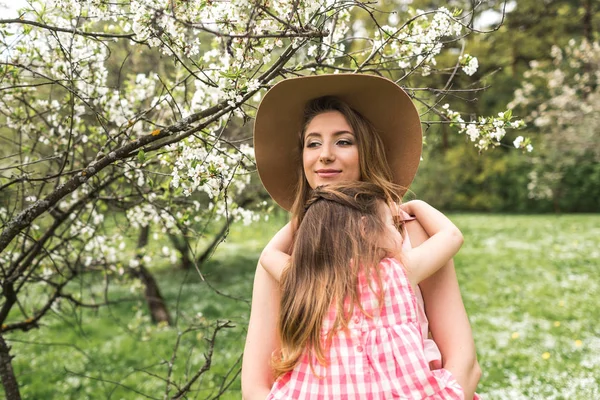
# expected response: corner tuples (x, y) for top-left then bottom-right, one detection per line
(4, 213), (600, 399)
(455, 214), (600, 399)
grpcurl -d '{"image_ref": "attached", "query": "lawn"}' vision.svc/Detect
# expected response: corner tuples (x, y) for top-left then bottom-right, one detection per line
(5, 213), (600, 399)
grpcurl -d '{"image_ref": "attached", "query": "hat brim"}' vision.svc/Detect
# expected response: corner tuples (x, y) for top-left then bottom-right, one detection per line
(254, 74), (422, 211)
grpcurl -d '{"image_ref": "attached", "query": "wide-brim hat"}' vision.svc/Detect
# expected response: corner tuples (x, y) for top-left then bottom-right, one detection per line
(254, 74), (422, 211)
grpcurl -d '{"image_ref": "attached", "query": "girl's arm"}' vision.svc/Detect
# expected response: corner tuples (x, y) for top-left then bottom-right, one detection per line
(400, 200), (463, 286)
(241, 222), (294, 400)
(405, 218), (481, 400)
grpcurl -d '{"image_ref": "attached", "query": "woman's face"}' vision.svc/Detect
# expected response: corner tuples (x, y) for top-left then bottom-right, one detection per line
(302, 111), (361, 189)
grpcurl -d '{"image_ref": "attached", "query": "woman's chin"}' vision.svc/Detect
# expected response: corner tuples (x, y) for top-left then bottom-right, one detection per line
(310, 175), (355, 188)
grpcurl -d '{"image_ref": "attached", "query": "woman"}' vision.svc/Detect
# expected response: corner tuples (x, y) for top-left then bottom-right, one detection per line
(242, 74), (481, 400)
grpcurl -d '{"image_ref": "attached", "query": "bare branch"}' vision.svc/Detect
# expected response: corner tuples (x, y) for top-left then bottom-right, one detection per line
(170, 320), (235, 400)
(0, 19), (141, 42)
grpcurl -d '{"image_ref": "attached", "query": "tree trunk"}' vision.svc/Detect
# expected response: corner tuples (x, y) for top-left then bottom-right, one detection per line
(0, 335), (21, 400)
(179, 245), (194, 270)
(168, 233), (194, 270)
(135, 226), (171, 325)
(136, 264), (172, 325)
(583, 0), (592, 42)
(512, 43), (518, 79)
(441, 123), (448, 153)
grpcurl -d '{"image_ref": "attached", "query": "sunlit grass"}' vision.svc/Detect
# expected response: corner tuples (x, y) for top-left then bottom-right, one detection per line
(5, 213), (599, 399)
(456, 214), (600, 399)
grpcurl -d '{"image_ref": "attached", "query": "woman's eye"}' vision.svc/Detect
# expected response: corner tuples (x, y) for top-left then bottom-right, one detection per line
(337, 139), (353, 146)
(305, 141), (320, 148)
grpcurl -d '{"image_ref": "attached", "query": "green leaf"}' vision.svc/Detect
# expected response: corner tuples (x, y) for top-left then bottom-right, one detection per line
(137, 149), (145, 163)
(219, 70), (240, 79)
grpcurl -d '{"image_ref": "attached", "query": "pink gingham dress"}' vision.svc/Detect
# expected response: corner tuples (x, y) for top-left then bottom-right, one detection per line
(267, 254), (465, 399)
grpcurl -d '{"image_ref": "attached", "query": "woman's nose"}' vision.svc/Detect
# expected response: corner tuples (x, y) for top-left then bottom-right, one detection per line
(319, 144), (335, 163)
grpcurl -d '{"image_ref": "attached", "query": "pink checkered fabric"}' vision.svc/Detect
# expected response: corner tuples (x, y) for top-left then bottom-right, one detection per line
(267, 257), (466, 399)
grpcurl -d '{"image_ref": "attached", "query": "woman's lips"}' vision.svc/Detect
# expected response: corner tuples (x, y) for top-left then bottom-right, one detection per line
(316, 169), (341, 178)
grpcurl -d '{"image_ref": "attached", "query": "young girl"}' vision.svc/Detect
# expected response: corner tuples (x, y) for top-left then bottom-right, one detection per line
(261, 182), (466, 399)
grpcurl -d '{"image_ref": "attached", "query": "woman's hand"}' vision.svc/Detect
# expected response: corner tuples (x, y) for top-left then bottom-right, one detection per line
(405, 218), (481, 399)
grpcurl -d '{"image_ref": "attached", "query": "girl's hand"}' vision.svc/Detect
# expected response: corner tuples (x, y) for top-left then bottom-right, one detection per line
(399, 200), (415, 216)
(390, 201), (415, 223)
(257, 222), (295, 282)
(260, 249), (291, 282)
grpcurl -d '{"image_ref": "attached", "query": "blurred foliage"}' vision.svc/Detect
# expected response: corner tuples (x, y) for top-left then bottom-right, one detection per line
(410, 0), (600, 213)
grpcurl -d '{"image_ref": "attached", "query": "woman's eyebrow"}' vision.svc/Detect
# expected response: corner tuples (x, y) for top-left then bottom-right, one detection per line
(332, 130), (354, 136)
(304, 132), (322, 139)
(305, 130), (354, 138)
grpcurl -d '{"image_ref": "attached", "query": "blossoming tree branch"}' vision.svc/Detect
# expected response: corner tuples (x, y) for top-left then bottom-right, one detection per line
(0, 0), (528, 398)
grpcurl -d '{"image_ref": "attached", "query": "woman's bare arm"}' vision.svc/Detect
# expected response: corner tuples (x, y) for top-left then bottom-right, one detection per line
(241, 262), (280, 400)
(405, 219), (481, 399)
(241, 222), (294, 400)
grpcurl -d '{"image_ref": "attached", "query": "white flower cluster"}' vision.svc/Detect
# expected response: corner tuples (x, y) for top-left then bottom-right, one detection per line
(509, 39), (600, 129)
(508, 38), (600, 200)
(168, 137), (258, 224)
(210, 199), (260, 226)
(383, 8), (464, 74)
(460, 54), (479, 76)
(171, 140), (254, 199)
(126, 203), (177, 231)
(0, 13), (111, 154)
(526, 171), (554, 200)
(513, 136), (534, 153)
(442, 104), (530, 151)
(126, 0), (329, 85)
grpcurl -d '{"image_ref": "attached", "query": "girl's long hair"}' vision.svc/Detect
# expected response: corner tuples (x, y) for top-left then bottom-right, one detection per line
(273, 181), (391, 377)
(290, 96), (405, 223)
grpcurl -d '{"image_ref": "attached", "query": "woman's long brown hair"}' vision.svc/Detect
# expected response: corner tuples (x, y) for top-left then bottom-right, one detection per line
(273, 181), (392, 377)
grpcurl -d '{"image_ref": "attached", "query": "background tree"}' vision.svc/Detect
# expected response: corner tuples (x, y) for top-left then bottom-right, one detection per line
(411, 0), (600, 212)
(509, 39), (600, 212)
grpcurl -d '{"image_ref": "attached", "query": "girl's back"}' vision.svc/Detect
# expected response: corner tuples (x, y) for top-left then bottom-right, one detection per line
(268, 257), (464, 400)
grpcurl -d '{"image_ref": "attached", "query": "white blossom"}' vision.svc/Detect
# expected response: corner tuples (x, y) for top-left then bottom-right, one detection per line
(461, 54), (479, 76)
(513, 136), (524, 148)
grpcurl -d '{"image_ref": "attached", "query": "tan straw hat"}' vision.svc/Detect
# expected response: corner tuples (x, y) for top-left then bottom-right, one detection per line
(254, 74), (422, 211)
